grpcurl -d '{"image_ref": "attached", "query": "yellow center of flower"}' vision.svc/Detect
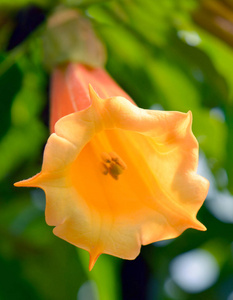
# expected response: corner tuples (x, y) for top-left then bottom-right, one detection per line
(100, 151), (127, 180)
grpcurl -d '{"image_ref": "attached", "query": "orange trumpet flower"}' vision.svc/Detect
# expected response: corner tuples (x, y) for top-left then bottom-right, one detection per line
(15, 63), (209, 270)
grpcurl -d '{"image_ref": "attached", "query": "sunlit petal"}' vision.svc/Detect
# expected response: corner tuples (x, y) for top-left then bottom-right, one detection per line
(15, 64), (209, 270)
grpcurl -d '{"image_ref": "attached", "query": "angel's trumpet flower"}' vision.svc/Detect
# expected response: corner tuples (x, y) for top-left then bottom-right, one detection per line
(15, 63), (209, 270)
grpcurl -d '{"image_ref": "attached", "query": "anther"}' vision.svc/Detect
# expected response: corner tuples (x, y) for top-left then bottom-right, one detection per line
(109, 151), (127, 170)
(109, 163), (124, 180)
(101, 152), (112, 164)
(100, 151), (127, 180)
(100, 162), (109, 175)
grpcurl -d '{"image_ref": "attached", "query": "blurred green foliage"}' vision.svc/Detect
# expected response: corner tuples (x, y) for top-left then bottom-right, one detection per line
(0, 0), (233, 299)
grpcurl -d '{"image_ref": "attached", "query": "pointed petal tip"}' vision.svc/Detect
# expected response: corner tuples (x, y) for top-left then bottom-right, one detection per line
(14, 173), (42, 188)
(192, 219), (207, 231)
(88, 84), (101, 102)
(88, 250), (101, 271)
(14, 179), (34, 188)
(14, 181), (25, 187)
(186, 110), (193, 124)
(198, 223), (207, 231)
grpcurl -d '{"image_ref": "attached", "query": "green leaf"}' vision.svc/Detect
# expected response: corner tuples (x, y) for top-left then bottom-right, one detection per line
(0, 55), (22, 138)
(0, 53), (47, 180)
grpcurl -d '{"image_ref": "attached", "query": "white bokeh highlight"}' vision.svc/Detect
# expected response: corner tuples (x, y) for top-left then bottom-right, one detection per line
(197, 153), (233, 224)
(170, 249), (219, 293)
(77, 280), (99, 300)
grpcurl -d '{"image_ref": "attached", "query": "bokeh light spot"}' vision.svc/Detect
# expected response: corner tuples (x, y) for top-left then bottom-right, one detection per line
(228, 291), (233, 300)
(77, 280), (99, 300)
(170, 249), (219, 293)
(177, 30), (201, 46)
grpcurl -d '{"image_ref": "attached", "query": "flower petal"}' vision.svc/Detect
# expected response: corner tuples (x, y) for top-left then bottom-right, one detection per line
(15, 86), (209, 269)
(50, 64), (134, 132)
